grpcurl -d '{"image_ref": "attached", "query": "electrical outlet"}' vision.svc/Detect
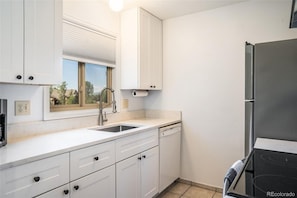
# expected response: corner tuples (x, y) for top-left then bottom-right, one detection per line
(15, 101), (31, 116)
(122, 99), (129, 109)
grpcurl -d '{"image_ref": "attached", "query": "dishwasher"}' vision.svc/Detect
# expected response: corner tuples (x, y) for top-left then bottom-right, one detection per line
(159, 122), (182, 193)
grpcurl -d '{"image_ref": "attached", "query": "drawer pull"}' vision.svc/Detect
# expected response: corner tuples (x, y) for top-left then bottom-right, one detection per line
(74, 185), (79, 190)
(94, 156), (99, 161)
(33, 176), (40, 182)
(64, 190), (69, 195)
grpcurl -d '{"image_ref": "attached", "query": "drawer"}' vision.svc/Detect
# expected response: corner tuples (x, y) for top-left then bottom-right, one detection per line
(34, 184), (70, 198)
(70, 141), (115, 181)
(116, 129), (158, 162)
(70, 165), (115, 198)
(0, 153), (69, 198)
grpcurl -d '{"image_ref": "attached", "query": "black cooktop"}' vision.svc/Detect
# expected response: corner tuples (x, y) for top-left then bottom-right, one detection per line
(227, 149), (297, 198)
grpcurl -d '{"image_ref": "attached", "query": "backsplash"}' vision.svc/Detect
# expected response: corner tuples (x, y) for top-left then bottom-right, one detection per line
(7, 110), (182, 143)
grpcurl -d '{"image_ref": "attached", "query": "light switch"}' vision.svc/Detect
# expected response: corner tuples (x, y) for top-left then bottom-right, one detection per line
(15, 101), (31, 116)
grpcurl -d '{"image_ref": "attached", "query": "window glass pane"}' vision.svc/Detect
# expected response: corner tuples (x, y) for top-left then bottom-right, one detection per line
(50, 59), (79, 106)
(85, 63), (107, 104)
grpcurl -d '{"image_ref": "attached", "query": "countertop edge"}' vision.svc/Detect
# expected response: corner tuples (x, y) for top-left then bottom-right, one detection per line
(0, 119), (181, 170)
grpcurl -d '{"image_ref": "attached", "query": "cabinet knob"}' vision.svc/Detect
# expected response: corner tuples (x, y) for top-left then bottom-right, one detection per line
(150, 85), (156, 88)
(74, 185), (79, 190)
(63, 190), (69, 195)
(28, 76), (34, 80)
(16, 75), (22, 80)
(138, 157), (142, 160)
(94, 156), (99, 161)
(33, 176), (40, 182)
(142, 155), (146, 159)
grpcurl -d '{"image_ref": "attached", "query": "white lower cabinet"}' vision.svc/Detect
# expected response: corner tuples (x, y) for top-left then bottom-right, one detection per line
(116, 146), (159, 198)
(71, 165), (115, 198)
(0, 153), (69, 198)
(34, 185), (70, 198)
(1, 129), (160, 198)
(35, 164), (115, 198)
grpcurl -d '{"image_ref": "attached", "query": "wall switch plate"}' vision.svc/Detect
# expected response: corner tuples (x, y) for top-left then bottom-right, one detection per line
(15, 101), (31, 116)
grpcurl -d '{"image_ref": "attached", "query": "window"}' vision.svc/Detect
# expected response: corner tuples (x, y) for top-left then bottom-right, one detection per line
(50, 59), (112, 112)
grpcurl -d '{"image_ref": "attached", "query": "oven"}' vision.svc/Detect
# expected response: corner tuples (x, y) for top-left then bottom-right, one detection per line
(225, 138), (297, 198)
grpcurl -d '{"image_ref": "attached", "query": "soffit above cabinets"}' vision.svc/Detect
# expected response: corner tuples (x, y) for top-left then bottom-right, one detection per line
(101, 0), (248, 19)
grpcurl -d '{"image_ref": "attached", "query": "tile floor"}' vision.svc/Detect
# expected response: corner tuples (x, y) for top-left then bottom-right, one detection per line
(157, 182), (223, 198)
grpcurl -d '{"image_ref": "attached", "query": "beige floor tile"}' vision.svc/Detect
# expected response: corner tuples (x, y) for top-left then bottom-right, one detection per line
(169, 182), (191, 195)
(159, 192), (181, 198)
(181, 186), (215, 198)
(213, 192), (223, 198)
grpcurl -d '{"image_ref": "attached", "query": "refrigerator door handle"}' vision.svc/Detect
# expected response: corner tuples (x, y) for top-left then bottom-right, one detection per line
(245, 43), (254, 100)
(245, 101), (254, 156)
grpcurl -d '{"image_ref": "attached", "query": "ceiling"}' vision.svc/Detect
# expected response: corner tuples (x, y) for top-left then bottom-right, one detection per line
(103, 0), (248, 20)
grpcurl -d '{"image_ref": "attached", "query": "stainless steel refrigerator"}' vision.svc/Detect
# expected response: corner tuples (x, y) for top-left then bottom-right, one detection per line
(245, 38), (297, 156)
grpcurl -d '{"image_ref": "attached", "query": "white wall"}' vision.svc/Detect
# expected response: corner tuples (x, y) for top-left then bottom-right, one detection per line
(145, 0), (297, 188)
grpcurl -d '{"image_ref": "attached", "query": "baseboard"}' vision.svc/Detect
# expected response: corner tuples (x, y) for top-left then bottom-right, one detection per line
(177, 178), (223, 193)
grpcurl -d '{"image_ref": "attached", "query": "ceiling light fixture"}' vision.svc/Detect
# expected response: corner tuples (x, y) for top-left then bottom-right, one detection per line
(109, 0), (123, 12)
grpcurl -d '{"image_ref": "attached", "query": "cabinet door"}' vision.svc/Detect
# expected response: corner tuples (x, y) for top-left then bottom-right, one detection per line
(70, 141), (115, 181)
(0, 153), (69, 198)
(139, 9), (162, 90)
(0, 0), (24, 83)
(71, 165), (115, 198)
(24, 0), (62, 84)
(149, 15), (162, 90)
(141, 146), (159, 198)
(115, 129), (158, 162)
(116, 155), (141, 198)
(34, 184), (70, 198)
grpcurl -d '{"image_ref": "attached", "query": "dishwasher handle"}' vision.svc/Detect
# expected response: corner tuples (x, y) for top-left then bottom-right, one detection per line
(160, 124), (181, 137)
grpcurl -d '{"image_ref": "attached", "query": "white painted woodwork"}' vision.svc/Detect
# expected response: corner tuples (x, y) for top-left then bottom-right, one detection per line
(121, 8), (163, 90)
(141, 146), (159, 198)
(34, 184), (70, 198)
(116, 146), (159, 198)
(70, 141), (115, 181)
(0, 0), (62, 85)
(70, 165), (115, 198)
(0, 0), (23, 83)
(0, 153), (69, 198)
(115, 129), (158, 162)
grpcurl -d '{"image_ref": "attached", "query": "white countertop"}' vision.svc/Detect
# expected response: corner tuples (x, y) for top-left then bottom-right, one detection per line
(0, 118), (181, 170)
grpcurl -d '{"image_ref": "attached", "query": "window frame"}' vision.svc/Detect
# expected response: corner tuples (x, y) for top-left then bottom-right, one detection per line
(49, 59), (113, 112)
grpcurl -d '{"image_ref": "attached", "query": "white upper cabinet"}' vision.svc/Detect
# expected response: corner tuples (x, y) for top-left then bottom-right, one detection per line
(0, 0), (62, 85)
(121, 8), (162, 90)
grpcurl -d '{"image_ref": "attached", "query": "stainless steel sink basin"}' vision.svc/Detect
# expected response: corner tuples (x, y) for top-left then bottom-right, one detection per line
(90, 125), (139, 133)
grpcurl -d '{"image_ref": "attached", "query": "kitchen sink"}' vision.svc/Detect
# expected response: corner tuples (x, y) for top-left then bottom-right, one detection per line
(90, 125), (139, 133)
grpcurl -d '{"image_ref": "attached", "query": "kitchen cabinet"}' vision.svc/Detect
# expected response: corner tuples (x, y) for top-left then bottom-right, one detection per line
(70, 141), (115, 181)
(115, 128), (159, 162)
(115, 129), (159, 198)
(70, 165), (115, 198)
(116, 146), (159, 198)
(0, 153), (69, 198)
(0, 0), (62, 85)
(121, 7), (162, 90)
(34, 185), (70, 198)
(35, 166), (115, 198)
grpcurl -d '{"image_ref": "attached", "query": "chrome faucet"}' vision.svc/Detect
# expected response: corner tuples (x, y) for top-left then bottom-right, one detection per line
(98, 88), (117, 126)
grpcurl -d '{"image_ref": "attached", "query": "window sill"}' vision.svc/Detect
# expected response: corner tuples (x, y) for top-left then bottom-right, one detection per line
(44, 87), (114, 121)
